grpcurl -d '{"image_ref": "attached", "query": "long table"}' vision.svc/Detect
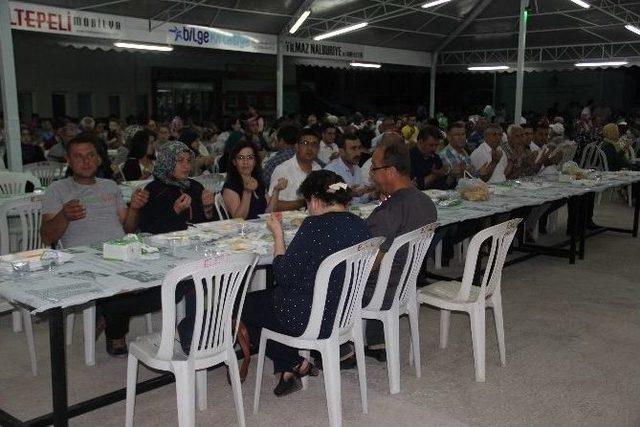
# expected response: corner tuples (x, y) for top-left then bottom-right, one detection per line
(1, 171), (640, 426)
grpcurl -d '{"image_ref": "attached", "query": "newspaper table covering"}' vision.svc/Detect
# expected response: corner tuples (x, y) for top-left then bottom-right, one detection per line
(1, 171), (639, 315)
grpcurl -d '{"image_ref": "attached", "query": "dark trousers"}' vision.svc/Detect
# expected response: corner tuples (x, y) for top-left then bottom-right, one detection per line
(241, 289), (303, 373)
(100, 281), (194, 342)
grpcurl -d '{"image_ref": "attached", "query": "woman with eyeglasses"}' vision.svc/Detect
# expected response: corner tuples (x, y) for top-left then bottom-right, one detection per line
(222, 140), (285, 220)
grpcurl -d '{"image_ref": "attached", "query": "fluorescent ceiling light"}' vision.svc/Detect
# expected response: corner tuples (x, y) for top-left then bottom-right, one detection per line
(289, 10), (311, 34)
(313, 22), (368, 41)
(569, 0), (591, 8)
(625, 24), (640, 36)
(241, 35), (260, 43)
(210, 28), (234, 37)
(422, 0), (452, 8)
(467, 65), (510, 71)
(575, 61), (628, 67)
(114, 42), (173, 52)
(350, 62), (381, 68)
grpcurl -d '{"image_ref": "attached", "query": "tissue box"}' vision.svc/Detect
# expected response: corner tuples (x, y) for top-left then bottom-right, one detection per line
(103, 235), (142, 261)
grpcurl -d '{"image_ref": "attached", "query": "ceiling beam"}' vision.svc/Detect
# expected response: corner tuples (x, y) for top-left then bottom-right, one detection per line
(434, 0), (493, 52)
(473, 2), (640, 22)
(369, 0), (461, 21)
(459, 22), (622, 37)
(75, 0), (132, 11)
(590, 0), (640, 26)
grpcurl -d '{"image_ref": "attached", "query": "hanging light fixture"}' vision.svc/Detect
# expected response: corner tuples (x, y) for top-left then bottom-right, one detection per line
(313, 22), (368, 41)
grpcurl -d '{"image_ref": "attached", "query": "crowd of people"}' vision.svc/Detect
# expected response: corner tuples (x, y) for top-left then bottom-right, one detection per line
(2, 100), (639, 398)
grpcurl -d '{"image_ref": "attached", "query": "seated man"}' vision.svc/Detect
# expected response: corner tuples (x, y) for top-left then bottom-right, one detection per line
(269, 128), (321, 211)
(263, 124), (299, 188)
(41, 132), (150, 355)
(502, 124), (542, 179)
(439, 121), (478, 186)
(361, 132), (437, 361)
(410, 125), (451, 190)
(317, 123), (339, 166)
(324, 133), (373, 203)
(470, 123), (508, 183)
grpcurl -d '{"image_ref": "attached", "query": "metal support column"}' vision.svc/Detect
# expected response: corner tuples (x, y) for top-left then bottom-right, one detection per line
(514, 0), (529, 123)
(429, 53), (437, 118)
(0, 0), (22, 170)
(276, 37), (284, 118)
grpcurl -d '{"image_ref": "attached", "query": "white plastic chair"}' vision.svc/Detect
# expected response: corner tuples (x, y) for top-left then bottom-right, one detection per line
(417, 218), (521, 382)
(361, 223), (437, 394)
(0, 174), (28, 194)
(0, 197), (44, 376)
(125, 253), (259, 427)
(214, 192), (229, 220)
(23, 161), (64, 187)
(253, 237), (384, 427)
(624, 145), (636, 207)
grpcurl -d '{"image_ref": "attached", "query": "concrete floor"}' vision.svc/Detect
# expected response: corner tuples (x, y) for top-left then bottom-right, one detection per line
(1, 200), (639, 426)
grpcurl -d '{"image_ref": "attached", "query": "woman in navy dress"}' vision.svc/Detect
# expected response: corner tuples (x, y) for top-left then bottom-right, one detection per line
(242, 170), (373, 396)
(222, 140), (285, 220)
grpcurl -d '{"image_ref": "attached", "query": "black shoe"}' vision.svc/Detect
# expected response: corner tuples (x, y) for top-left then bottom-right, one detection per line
(106, 339), (128, 356)
(273, 374), (302, 397)
(340, 355), (357, 370)
(364, 347), (387, 362)
(293, 361), (319, 378)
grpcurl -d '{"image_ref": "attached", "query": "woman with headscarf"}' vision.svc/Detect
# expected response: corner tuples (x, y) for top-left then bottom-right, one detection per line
(138, 140), (216, 234)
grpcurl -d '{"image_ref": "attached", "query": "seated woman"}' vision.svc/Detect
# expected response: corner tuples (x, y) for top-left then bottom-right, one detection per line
(222, 140), (284, 220)
(138, 140), (216, 233)
(121, 129), (156, 181)
(241, 170), (373, 397)
(99, 141), (216, 356)
(601, 123), (636, 171)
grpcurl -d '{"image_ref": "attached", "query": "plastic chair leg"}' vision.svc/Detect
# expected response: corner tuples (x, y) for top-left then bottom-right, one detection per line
(299, 350), (311, 390)
(65, 312), (75, 346)
(195, 369), (207, 411)
(383, 313), (401, 394)
(125, 354), (138, 427)
(174, 364), (196, 427)
(439, 309), (450, 349)
(353, 324), (368, 413)
(145, 313), (154, 334)
(469, 306), (486, 382)
(12, 309), (22, 332)
(408, 304), (422, 378)
(83, 305), (96, 366)
(176, 298), (186, 324)
(628, 185), (633, 208)
(320, 343), (342, 427)
(250, 269), (267, 292)
(434, 241), (442, 270)
(491, 297), (506, 366)
(22, 309), (37, 376)
(227, 348), (246, 427)
(253, 333), (268, 414)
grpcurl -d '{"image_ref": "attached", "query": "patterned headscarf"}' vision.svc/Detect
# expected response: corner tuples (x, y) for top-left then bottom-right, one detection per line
(123, 125), (144, 145)
(153, 140), (194, 190)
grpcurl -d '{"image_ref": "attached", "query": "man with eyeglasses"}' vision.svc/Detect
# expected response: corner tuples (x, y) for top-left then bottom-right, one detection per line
(360, 132), (437, 362)
(268, 128), (321, 211)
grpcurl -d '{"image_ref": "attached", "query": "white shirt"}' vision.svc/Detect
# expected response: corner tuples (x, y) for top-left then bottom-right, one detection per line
(361, 158), (372, 186)
(268, 156), (320, 201)
(470, 142), (508, 183)
(536, 145), (558, 176)
(318, 141), (338, 165)
(324, 157), (367, 203)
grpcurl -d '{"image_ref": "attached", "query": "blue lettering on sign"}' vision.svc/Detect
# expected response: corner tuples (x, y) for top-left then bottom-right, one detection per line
(168, 25), (251, 49)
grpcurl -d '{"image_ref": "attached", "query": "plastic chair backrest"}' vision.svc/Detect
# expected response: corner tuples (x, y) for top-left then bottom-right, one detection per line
(591, 147), (609, 171)
(579, 143), (596, 169)
(300, 236), (384, 340)
(624, 144), (636, 161)
(457, 218), (521, 302)
(24, 162), (64, 187)
(0, 197), (44, 255)
(0, 175), (28, 195)
(214, 192), (229, 220)
(156, 253), (258, 361)
(365, 223), (438, 311)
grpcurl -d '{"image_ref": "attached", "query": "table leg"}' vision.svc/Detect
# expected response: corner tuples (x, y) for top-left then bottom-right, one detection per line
(579, 194), (587, 260)
(49, 308), (69, 427)
(633, 183), (639, 238)
(569, 196), (577, 264)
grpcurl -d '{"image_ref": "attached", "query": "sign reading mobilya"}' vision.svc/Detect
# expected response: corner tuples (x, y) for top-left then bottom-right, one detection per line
(284, 40), (364, 60)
